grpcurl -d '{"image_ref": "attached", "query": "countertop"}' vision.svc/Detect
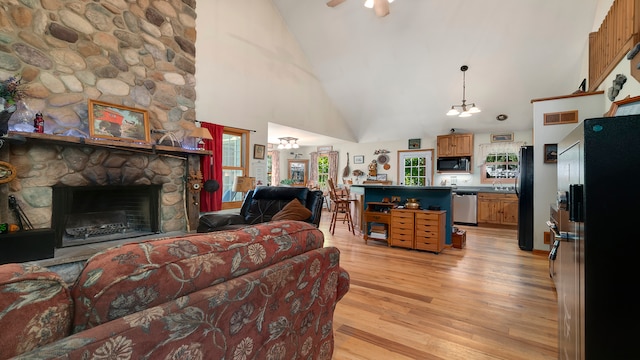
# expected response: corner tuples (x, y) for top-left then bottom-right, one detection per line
(350, 184), (516, 194)
(451, 186), (516, 194)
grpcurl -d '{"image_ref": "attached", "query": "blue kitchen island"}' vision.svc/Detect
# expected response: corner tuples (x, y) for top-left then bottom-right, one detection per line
(350, 184), (454, 246)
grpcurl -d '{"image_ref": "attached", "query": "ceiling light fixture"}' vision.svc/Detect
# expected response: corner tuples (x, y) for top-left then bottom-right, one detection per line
(363, 0), (394, 17)
(364, 0), (394, 9)
(277, 137), (300, 150)
(447, 65), (481, 118)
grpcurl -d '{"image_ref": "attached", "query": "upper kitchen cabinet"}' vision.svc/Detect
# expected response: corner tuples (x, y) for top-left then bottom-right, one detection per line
(437, 133), (473, 157)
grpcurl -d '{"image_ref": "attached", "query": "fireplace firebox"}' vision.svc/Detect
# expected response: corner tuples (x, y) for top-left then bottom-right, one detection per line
(52, 185), (161, 247)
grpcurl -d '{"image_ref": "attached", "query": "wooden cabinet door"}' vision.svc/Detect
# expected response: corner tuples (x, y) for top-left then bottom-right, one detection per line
(500, 196), (519, 225)
(437, 134), (473, 157)
(478, 195), (500, 224)
(453, 134), (473, 156)
(437, 136), (454, 156)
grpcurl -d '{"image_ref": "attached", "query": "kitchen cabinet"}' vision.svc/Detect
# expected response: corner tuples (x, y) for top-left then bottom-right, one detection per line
(437, 133), (473, 157)
(477, 192), (518, 228)
(390, 209), (446, 253)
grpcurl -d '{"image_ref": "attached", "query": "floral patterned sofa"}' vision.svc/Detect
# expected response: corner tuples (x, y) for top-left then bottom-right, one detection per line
(0, 220), (350, 360)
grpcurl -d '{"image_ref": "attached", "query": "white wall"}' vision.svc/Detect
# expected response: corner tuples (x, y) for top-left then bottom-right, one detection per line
(275, 129), (533, 188)
(194, 0), (357, 183)
(532, 93), (605, 251)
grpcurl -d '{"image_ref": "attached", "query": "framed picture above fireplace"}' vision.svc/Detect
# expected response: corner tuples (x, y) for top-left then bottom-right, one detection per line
(88, 99), (150, 143)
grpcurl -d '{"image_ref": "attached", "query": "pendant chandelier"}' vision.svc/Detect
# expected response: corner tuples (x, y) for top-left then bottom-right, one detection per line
(277, 137), (299, 149)
(446, 65), (481, 118)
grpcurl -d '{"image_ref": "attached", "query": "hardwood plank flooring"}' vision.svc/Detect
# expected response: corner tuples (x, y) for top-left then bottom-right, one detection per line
(319, 211), (558, 360)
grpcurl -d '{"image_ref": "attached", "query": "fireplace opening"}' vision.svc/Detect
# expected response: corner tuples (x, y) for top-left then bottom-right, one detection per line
(52, 185), (161, 247)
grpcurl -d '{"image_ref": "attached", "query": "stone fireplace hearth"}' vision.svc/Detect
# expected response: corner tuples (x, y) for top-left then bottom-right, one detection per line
(52, 184), (161, 247)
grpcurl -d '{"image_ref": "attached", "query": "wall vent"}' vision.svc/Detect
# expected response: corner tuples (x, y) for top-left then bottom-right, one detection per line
(544, 110), (579, 125)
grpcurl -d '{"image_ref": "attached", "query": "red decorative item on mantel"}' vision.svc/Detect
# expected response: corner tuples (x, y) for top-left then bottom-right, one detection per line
(33, 112), (44, 133)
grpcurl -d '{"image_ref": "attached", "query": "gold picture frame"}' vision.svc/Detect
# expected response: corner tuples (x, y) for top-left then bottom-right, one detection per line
(606, 95), (640, 117)
(490, 133), (514, 142)
(88, 99), (150, 143)
(253, 144), (266, 159)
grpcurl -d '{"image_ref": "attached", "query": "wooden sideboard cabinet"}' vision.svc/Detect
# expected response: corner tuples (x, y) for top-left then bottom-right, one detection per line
(436, 133), (474, 157)
(363, 202), (396, 244)
(390, 209), (446, 253)
(477, 192), (518, 228)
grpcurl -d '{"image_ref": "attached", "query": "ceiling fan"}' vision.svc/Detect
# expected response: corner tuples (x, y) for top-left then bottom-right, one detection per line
(326, 0), (394, 17)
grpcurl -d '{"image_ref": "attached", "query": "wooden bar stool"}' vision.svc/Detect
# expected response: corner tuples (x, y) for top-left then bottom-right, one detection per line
(327, 178), (355, 235)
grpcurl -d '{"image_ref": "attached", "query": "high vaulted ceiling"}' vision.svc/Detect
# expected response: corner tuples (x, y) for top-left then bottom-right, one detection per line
(268, 0), (602, 145)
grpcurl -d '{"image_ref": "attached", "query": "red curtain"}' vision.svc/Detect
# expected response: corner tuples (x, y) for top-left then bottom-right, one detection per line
(199, 122), (224, 212)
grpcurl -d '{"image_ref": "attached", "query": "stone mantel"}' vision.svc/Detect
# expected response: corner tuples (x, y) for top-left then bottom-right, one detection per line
(6, 131), (212, 158)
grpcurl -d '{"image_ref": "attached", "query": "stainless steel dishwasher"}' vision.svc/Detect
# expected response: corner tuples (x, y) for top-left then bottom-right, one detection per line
(452, 191), (478, 225)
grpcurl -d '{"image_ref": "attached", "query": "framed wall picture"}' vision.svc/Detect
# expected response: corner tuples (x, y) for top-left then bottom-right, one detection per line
(408, 138), (421, 149)
(490, 133), (514, 142)
(544, 143), (557, 163)
(606, 95), (640, 116)
(353, 155), (365, 164)
(376, 174), (387, 181)
(253, 144), (266, 159)
(88, 99), (150, 143)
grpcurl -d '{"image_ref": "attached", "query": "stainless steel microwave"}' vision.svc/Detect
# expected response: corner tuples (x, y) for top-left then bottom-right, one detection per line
(437, 157), (470, 172)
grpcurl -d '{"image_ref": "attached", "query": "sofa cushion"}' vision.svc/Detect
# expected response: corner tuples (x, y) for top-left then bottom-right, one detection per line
(71, 220), (324, 333)
(0, 263), (72, 359)
(244, 186), (310, 224)
(271, 198), (312, 221)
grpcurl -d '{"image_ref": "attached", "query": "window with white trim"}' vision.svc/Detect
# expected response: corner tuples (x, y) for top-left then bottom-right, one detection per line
(397, 150), (434, 186)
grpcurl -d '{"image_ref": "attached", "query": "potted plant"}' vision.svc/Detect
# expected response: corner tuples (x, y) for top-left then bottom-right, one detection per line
(280, 178), (294, 186)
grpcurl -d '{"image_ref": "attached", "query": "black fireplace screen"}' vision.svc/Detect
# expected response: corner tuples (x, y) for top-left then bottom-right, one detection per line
(52, 185), (161, 247)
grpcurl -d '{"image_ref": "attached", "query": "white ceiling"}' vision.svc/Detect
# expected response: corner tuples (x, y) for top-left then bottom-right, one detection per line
(268, 0), (601, 146)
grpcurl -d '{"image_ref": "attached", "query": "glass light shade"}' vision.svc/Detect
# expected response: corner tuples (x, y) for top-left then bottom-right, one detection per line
(277, 143), (285, 149)
(285, 143), (292, 149)
(446, 108), (460, 116)
(388, 0), (394, 3)
(468, 106), (481, 113)
(364, 0), (374, 8)
(292, 142), (299, 149)
(459, 111), (472, 118)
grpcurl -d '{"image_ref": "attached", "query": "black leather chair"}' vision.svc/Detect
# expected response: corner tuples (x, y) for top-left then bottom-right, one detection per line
(197, 186), (324, 233)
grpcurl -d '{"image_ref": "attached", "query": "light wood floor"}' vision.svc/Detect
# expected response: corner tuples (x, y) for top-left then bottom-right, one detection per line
(319, 212), (558, 360)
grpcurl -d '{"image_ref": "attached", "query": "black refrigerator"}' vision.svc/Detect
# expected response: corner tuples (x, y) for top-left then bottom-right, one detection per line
(555, 115), (640, 359)
(516, 145), (533, 250)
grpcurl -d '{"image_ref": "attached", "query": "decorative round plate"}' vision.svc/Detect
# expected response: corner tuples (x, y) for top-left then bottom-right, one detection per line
(383, 163), (391, 170)
(0, 161), (17, 184)
(377, 154), (389, 164)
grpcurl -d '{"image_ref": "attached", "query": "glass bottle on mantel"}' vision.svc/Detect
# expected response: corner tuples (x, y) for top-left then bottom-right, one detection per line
(33, 112), (44, 133)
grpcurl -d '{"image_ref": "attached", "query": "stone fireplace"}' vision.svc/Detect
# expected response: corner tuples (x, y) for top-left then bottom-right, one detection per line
(0, 137), (202, 251)
(0, 1), (204, 262)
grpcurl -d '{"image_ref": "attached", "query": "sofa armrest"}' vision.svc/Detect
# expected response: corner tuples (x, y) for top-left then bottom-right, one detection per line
(196, 213), (246, 233)
(306, 190), (324, 227)
(336, 266), (350, 302)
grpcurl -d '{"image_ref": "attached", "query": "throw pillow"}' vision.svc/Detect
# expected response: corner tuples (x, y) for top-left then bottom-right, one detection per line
(272, 198), (312, 221)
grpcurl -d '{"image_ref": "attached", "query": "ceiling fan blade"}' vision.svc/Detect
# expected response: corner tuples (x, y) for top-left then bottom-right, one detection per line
(326, 0), (347, 7)
(373, 0), (390, 17)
